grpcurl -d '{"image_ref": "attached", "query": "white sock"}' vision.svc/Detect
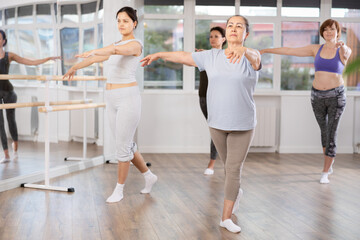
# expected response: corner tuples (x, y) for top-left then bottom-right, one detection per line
(320, 172), (330, 184)
(232, 188), (243, 214)
(219, 219), (241, 233)
(106, 183), (124, 203)
(204, 168), (214, 175)
(140, 170), (158, 194)
(328, 160), (334, 175)
(0, 157), (10, 164)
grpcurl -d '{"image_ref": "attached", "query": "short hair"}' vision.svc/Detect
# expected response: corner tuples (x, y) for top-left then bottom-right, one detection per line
(320, 19), (341, 40)
(0, 30), (7, 47)
(210, 26), (227, 47)
(116, 6), (138, 28)
(226, 15), (250, 33)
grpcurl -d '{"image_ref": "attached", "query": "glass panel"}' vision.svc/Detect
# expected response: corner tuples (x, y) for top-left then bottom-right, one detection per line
(144, 19), (184, 89)
(281, 22), (319, 90)
(240, 7), (277, 16)
(60, 28), (79, 86)
(18, 30), (37, 77)
(331, 8), (360, 18)
(6, 29), (17, 53)
(98, 23), (104, 87)
(195, 6), (235, 15)
(18, 5), (33, 24)
(61, 4), (78, 23)
(5, 8), (15, 25)
(195, 20), (226, 89)
(98, 0), (103, 19)
(0, 10), (3, 26)
(36, 4), (52, 23)
(38, 29), (55, 75)
(82, 27), (96, 86)
(281, 7), (319, 17)
(81, 2), (96, 23)
(340, 22), (360, 91)
(247, 23), (274, 89)
(144, 6), (184, 14)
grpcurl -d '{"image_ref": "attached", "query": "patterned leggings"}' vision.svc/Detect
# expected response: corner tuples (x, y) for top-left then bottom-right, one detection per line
(311, 85), (346, 157)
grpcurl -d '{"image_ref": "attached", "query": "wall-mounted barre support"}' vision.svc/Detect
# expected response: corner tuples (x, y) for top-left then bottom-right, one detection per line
(0, 99), (93, 110)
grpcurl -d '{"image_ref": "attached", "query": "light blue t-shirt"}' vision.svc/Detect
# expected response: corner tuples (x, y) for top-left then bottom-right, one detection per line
(106, 39), (143, 84)
(192, 49), (259, 131)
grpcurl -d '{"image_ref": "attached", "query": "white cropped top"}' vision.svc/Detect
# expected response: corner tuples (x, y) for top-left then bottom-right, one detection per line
(106, 39), (143, 84)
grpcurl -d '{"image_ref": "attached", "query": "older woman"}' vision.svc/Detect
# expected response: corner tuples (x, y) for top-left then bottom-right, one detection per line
(64, 6), (157, 203)
(141, 15), (261, 233)
(260, 19), (352, 184)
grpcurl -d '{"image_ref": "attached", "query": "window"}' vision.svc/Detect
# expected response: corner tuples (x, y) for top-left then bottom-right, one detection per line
(195, 0), (235, 16)
(282, 0), (320, 17)
(144, 19), (184, 89)
(81, 1), (97, 23)
(38, 29), (55, 75)
(18, 5), (33, 24)
(240, 0), (277, 16)
(60, 28), (79, 86)
(332, 0), (360, 18)
(5, 8), (15, 25)
(36, 4), (52, 24)
(145, 0), (184, 14)
(18, 30), (37, 76)
(280, 22), (319, 90)
(0, 10), (2, 26)
(61, 4), (78, 23)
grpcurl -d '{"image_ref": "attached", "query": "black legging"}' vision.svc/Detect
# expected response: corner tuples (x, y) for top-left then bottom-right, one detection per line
(0, 90), (18, 150)
(199, 97), (217, 160)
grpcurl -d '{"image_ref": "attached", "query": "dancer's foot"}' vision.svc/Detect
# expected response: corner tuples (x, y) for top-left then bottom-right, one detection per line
(320, 172), (330, 184)
(219, 219), (241, 233)
(232, 188), (243, 214)
(204, 168), (214, 175)
(141, 170), (157, 194)
(0, 157), (10, 164)
(106, 183), (124, 203)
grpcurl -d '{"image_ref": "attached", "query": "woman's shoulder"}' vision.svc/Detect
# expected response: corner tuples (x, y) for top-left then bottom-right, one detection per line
(115, 39), (143, 47)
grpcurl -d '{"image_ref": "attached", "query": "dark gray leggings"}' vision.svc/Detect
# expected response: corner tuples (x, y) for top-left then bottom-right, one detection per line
(199, 97), (217, 160)
(0, 90), (18, 150)
(311, 85), (346, 157)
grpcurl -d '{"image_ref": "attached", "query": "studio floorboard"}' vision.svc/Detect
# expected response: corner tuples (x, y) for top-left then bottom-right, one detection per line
(0, 152), (359, 240)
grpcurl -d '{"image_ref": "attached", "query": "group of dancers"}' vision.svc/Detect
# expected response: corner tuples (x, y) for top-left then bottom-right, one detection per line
(1, 5), (352, 234)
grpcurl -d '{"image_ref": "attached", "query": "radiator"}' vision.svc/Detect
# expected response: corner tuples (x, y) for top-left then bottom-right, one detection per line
(251, 107), (277, 147)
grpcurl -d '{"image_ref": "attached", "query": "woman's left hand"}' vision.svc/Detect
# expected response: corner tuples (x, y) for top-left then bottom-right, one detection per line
(226, 47), (247, 63)
(76, 50), (96, 58)
(336, 41), (345, 48)
(49, 56), (61, 61)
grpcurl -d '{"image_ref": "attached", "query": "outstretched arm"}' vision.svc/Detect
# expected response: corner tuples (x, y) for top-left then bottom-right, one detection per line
(260, 45), (317, 57)
(9, 53), (61, 65)
(140, 51), (197, 67)
(63, 55), (109, 81)
(226, 47), (261, 70)
(76, 41), (142, 58)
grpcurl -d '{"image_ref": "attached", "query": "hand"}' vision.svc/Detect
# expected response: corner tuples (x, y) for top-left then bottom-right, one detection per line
(226, 47), (247, 64)
(63, 67), (76, 81)
(75, 50), (96, 58)
(336, 41), (345, 48)
(259, 49), (265, 55)
(49, 56), (61, 61)
(140, 53), (161, 67)
(195, 48), (205, 52)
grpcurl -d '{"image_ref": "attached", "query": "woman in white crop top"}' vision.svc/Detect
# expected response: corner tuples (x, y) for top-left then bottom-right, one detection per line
(64, 6), (157, 204)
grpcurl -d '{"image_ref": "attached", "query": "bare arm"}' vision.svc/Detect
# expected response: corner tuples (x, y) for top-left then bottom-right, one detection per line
(226, 47), (261, 70)
(9, 52), (60, 65)
(63, 55), (109, 80)
(76, 42), (142, 58)
(260, 45), (317, 57)
(141, 51), (197, 67)
(337, 41), (352, 65)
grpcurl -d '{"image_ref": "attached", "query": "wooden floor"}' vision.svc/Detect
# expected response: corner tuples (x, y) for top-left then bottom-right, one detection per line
(0, 153), (359, 240)
(0, 141), (103, 180)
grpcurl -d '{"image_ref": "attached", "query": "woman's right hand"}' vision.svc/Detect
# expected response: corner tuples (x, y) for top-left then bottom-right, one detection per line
(63, 67), (77, 81)
(259, 49), (266, 55)
(140, 53), (161, 67)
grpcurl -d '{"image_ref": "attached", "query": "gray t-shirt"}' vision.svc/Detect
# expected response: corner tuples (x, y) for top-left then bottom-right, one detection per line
(192, 49), (259, 131)
(106, 39), (143, 84)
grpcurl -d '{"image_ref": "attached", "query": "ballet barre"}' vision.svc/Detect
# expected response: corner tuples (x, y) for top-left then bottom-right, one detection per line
(0, 74), (107, 81)
(0, 99), (93, 110)
(38, 103), (106, 112)
(1, 74), (106, 192)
